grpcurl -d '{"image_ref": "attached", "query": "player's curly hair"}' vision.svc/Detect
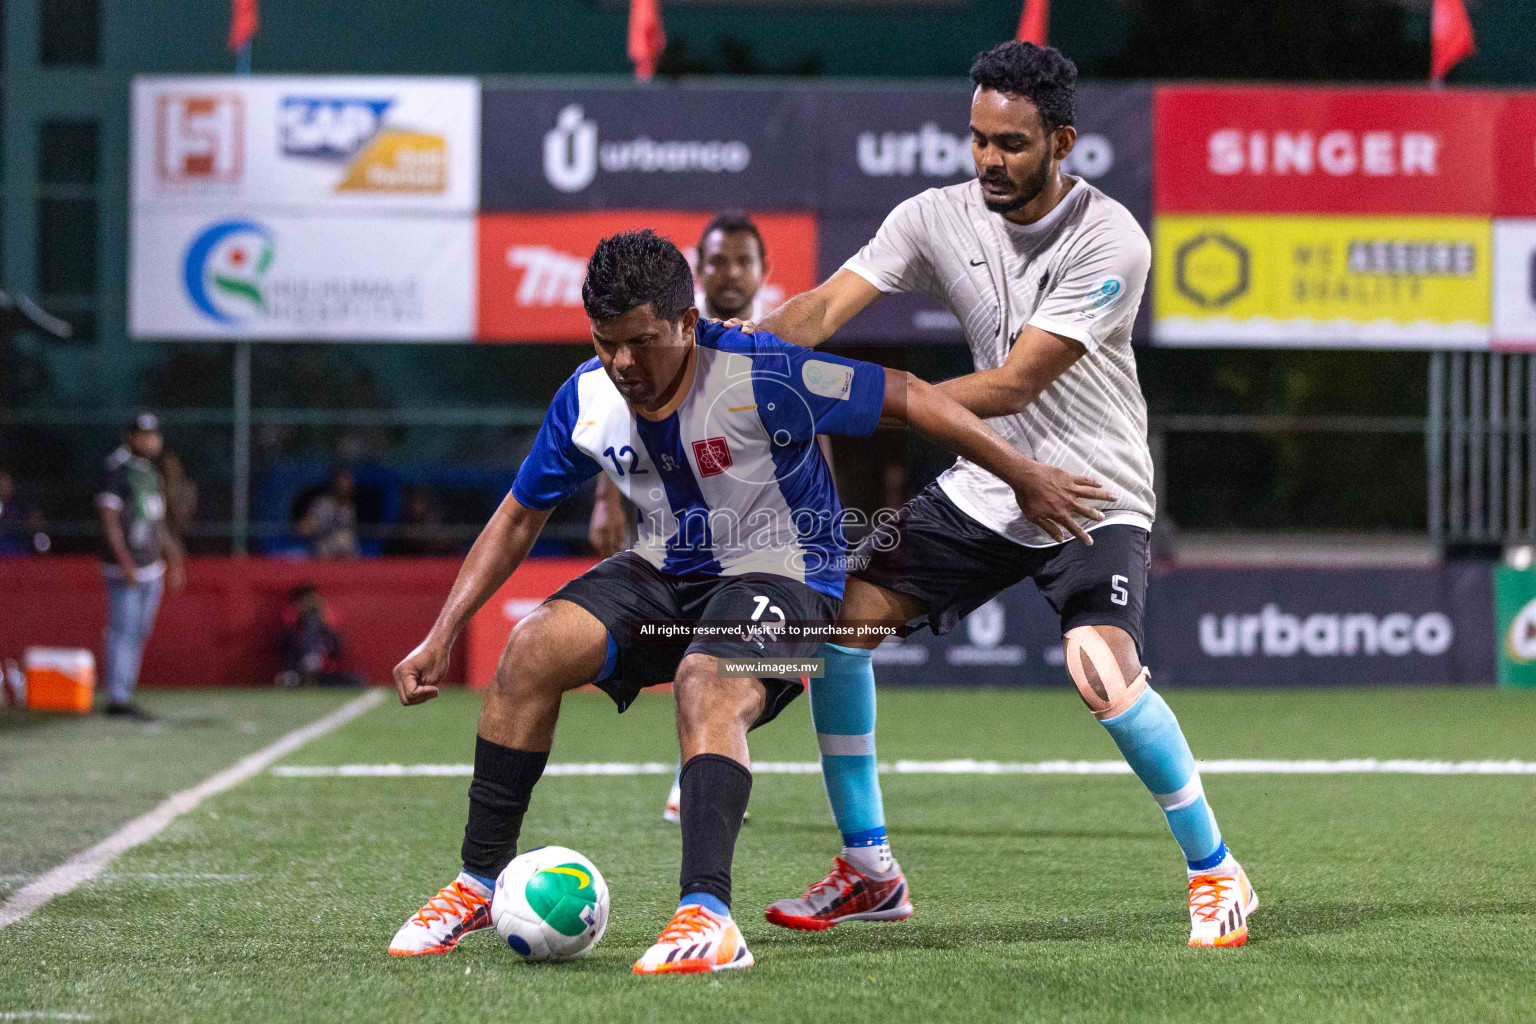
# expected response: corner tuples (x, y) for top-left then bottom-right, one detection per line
(969, 40), (1077, 133)
(583, 229), (695, 322)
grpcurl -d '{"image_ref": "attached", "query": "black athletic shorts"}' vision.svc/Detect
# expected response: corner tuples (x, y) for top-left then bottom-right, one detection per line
(848, 483), (1151, 652)
(548, 551), (841, 728)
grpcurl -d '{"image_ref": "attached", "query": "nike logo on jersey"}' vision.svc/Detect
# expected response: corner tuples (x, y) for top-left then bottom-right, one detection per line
(969, 258), (987, 266)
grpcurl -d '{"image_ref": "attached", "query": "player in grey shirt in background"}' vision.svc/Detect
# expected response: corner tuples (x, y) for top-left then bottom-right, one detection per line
(737, 41), (1257, 947)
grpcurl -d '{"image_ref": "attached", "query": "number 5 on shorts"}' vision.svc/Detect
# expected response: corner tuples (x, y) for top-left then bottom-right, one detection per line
(1110, 575), (1129, 607)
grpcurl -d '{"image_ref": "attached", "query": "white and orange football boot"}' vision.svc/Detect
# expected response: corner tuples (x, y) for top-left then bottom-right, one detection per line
(387, 873), (493, 956)
(764, 855), (913, 931)
(1187, 863), (1258, 947)
(632, 904), (754, 975)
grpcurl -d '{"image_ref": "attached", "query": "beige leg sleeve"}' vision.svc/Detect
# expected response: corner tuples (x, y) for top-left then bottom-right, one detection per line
(1063, 626), (1149, 719)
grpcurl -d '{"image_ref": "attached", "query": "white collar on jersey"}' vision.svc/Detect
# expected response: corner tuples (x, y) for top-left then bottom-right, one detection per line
(993, 175), (1082, 238)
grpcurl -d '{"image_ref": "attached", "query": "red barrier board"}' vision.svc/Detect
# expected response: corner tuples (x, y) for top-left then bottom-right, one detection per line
(476, 211), (818, 342)
(0, 557), (466, 689)
(1154, 86), (1500, 215)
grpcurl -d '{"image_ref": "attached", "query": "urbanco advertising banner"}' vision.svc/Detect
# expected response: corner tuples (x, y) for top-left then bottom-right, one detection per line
(130, 212), (475, 341)
(1145, 564), (1493, 687)
(818, 83), (1152, 225)
(1154, 214), (1493, 347)
(476, 210), (817, 342)
(132, 76), (480, 213)
(480, 87), (816, 211)
(863, 564), (1494, 689)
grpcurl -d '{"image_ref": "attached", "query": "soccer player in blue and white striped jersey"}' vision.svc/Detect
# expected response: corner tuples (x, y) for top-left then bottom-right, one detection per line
(386, 228), (1109, 973)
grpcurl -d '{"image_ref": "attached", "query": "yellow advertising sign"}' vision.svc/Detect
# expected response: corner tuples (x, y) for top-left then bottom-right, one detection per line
(1153, 215), (1492, 347)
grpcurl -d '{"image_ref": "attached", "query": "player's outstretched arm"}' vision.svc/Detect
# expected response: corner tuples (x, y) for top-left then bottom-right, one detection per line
(393, 493), (552, 706)
(733, 270), (883, 349)
(938, 324), (1086, 419)
(882, 368), (1114, 545)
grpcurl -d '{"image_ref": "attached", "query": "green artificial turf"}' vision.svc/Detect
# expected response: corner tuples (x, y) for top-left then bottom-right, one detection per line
(3, 686), (1536, 1023)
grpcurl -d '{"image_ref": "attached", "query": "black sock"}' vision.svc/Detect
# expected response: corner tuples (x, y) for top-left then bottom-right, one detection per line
(460, 736), (548, 879)
(677, 753), (753, 910)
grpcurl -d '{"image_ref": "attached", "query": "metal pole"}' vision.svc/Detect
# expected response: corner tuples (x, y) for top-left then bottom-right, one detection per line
(1428, 352), (1445, 541)
(231, 40), (253, 555)
(1469, 352), (1484, 540)
(1490, 353), (1504, 538)
(232, 341), (251, 555)
(1449, 353), (1465, 538)
(1510, 354), (1523, 540)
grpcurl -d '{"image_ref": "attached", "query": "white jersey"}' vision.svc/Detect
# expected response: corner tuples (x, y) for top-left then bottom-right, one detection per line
(697, 289), (774, 323)
(844, 177), (1155, 547)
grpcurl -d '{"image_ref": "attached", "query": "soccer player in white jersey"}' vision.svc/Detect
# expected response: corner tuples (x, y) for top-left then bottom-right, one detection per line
(735, 42), (1258, 947)
(386, 229), (1111, 972)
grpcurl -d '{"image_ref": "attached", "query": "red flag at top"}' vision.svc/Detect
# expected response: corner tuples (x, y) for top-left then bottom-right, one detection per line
(1430, 0), (1475, 83)
(629, 0), (667, 82)
(228, 0), (258, 53)
(1016, 0), (1050, 46)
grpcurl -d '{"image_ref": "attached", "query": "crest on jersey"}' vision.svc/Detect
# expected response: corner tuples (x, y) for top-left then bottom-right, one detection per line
(691, 437), (733, 477)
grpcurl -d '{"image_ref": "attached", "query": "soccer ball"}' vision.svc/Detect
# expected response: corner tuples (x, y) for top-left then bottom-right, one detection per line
(491, 846), (609, 961)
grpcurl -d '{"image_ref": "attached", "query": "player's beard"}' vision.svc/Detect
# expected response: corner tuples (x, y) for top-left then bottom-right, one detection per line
(979, 154), (1052, 215)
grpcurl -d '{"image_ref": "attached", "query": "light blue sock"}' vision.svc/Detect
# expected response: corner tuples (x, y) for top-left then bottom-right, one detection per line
(812, 643), (887, 848)
(1098, 686), (1225, 869)
(679, 892), (730, 916)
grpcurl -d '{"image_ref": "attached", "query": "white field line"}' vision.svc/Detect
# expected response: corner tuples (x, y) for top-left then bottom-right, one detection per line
(0, 1014), (95, 1021)
(270, 757), (1536, 778)
(0, 690), (385, 931)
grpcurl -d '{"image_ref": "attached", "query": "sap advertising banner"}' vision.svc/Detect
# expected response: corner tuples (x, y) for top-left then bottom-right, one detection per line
(132, 76), (479, 213)
(818, 83), (1152, 225)
(130, 212), (475, 341)
(480, 87), (816, 211)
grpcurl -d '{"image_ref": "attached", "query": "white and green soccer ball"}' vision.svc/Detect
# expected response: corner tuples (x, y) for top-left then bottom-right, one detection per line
(492, 846), (609, 961)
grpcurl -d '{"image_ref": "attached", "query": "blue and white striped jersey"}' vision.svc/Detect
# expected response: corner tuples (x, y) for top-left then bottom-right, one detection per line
(512, 320), (887, 598)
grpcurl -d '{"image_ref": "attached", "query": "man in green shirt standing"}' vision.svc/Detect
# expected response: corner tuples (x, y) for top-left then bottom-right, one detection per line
(94, 412), (185, 719)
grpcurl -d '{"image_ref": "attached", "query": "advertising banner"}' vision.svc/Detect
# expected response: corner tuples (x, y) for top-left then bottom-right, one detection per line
(1496, 94), (1536, 217)
(1494, 220), (1536, 348)
(130, 212), (475, 341)
(132, 76), (480, 213)
(841, 563), (1494, 689)
(816, 83), (1152, 225)
(1154, 86), (1499, 216)
(1494, 566), (1536, 687)
(476, 210), (817, 342)
(480, 87), (816, 211)
(1154, 215), (1492, 347)
(1146, 564), (1493, 687)
(867, 585), (1069, 688)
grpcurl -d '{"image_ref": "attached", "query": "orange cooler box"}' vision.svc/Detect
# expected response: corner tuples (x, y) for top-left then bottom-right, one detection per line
(25, 647), (96, 713)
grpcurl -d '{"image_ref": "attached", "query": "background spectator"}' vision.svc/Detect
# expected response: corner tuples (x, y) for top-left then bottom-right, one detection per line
(95, 411), (185, 719)
(383, 485), (458, 557)
(296, 468), (359, 560)
(276, 584), (365, 689)
(158, 449), (199, 549)
(0, 468), (47, 556)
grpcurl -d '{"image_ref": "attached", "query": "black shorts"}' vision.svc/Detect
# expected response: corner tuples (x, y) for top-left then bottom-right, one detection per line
(848, 483), (1151, 652)
(548, 551), (841, 728)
